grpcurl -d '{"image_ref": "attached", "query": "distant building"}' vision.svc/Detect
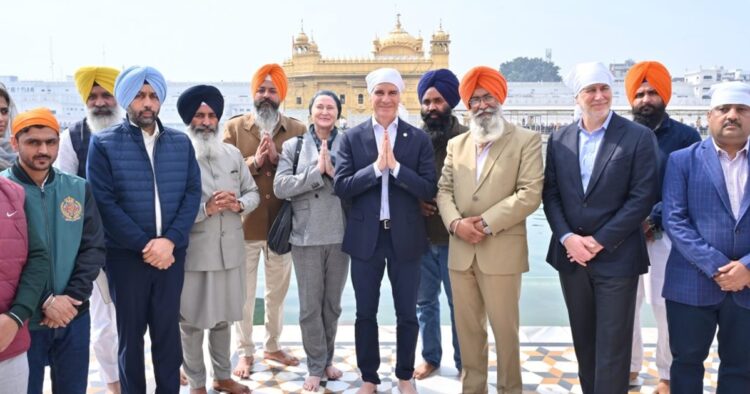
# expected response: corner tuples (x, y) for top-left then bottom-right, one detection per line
(609, 59), (636, 81)
(282, 15), (449, 124)
(685, 66), (750, 99)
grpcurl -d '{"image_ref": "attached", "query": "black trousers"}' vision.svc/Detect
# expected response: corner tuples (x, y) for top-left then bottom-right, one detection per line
(106, 248), (186, 394)
(559, 267), (639, 394)
(350, 226), (421, 384)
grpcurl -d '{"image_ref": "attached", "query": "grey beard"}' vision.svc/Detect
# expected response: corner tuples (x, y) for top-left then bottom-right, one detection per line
(86, 106), (123, 133)
(469, 109), (505, 145)
(188, 126), (223, 160)
(255, 106), (279, 135)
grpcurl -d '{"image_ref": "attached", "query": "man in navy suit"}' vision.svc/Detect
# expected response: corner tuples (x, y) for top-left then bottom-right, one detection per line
(662, 81), (750, 393)
(334, 68), (436, 394)
(543, 62), (658, 394)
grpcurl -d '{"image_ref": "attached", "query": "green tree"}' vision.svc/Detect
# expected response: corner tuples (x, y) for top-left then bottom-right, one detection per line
(500, 57), (562, 82)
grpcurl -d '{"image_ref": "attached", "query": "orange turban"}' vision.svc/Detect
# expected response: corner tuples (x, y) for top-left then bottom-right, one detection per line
(624, 61), (672, 105)
(459, 66), (508, 108)
(251, 64), (288, 101)
(11, 108), (60, 136)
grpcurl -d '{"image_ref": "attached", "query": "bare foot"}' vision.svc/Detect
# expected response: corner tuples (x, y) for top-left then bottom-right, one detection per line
(189, 387), (208, 394)
(232, 356), (254, 379)
(413, 361), (438, 380)
(356, 382), (377, 394)
(303, 375), (321, 392)
(180, 369), (189, 386)
(264, 349), (300, 366)
(325, 365), (343, 380)
(105, 381), (121, 394)
(654, 379), (670, 394)
(397, 379), (417, 394)
(213, 378), (251, 393)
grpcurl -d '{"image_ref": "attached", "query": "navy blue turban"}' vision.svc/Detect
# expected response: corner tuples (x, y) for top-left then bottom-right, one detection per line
(177, 85), (224, 124)
(417, 69), (461, 109)
(114, 65), (167, 108)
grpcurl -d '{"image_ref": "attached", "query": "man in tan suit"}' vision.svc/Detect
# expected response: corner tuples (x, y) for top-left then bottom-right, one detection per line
(223, 64), (306, 377)
(436, 66), (543, 393)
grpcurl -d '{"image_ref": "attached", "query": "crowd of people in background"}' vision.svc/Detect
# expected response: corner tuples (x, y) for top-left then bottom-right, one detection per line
(1, 59), (749, 394)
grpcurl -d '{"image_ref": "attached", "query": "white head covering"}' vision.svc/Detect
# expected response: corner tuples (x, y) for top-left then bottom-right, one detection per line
(709, 81), (750, 108)
(366, 68), (405, 94)
(564, 62), (614, 96)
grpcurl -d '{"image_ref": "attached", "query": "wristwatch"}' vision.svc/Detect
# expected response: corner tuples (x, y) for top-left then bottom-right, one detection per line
(238, 201), (245, 213)
(481, 218), (492, 235)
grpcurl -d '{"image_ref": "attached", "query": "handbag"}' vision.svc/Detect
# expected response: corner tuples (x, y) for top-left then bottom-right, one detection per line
(267, 136), (304, 255)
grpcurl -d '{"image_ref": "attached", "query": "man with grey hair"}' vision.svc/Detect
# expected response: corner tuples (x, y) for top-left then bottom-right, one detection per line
(178, 85), (258, 394)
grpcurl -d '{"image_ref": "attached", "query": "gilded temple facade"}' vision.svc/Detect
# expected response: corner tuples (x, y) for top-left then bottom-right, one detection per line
(282, 15), (450, 124)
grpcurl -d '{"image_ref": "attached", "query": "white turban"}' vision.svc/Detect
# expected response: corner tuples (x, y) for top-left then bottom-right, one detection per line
(366, 68), (405, 94)
(709, 81), (750, 108)
(564, 62), (614, 96)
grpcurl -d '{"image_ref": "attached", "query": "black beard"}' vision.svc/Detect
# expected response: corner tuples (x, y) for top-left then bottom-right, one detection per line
(632, 104), (667, 130)
(254, 98), (280, 112)
(421, 108), (453, 150)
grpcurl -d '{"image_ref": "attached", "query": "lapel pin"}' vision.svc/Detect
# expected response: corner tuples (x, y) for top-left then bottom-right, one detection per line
(403, 133), (407, 137)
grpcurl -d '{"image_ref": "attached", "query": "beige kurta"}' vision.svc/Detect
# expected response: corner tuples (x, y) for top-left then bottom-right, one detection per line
(181, 143), (260, 329)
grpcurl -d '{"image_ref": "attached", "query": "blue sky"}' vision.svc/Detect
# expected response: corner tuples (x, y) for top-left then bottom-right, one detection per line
(3, 0), (747, 81)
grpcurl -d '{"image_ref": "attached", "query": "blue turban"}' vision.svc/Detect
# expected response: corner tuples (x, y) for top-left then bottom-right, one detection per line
(417, 69), (461, 109)
(114, 66), (167, 108)
(177, 85), (224, 124)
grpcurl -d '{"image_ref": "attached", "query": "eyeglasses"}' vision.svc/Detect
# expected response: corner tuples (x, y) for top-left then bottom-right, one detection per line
(468, 94), (497, 107)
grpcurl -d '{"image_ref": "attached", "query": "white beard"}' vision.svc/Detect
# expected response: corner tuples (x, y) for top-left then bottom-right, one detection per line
(469, 107), (505, 145)
(255, 105), (280, 136)
(188, 126), (224, 160)
(86, 106), (123, 133)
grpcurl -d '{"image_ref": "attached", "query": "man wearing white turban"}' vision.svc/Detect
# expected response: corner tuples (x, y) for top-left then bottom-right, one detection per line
(543, 62), (659, 393)
(87, 65), (202, 394)
(334, 67), (436, 394)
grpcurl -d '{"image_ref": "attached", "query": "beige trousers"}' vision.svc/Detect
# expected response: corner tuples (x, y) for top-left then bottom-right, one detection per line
(450, 259), (522, 394)
(233, 240), (292, 356)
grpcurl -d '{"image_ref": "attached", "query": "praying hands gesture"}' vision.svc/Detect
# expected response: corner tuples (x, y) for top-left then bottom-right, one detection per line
(375, 132), (398, 172)
(253, 135), (280, 168)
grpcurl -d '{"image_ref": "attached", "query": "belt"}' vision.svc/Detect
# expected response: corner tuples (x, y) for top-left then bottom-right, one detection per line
(381, 219), (391, 230)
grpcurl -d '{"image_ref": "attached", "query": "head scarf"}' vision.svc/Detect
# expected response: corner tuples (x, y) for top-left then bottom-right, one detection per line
(177, 85), (224, 124)
(418, 69), (460, 109)
(251, 64), (288, 101)
(73, 66), (120, 104)
(12, 108), (60, 136)
(366, 68), (405, 94)
(114, 66), (167, 108)
(308, 90), (342, 119)
(564, 62), (614, 95)
(709, 81), (750, 108)
(624, 61), (672, 105)
(0, 82), (19, 137)
(459, 66), (508, 107)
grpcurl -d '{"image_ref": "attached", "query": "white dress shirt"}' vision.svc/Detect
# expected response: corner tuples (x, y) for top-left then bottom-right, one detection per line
(371, 117), (401, 220)
(714, 138), (749, 219)
(54, 128), (79, 175)
(138, 124), (163, 236)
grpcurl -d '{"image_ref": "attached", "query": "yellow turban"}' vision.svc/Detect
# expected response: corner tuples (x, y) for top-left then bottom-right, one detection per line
(73, 66), (120, 104)
(12, 108), (60, 136)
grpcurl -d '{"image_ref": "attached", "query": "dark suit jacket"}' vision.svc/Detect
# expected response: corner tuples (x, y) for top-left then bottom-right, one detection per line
(543, 112), (659, 276)
(662, 138), (750, 309)
(334, 118), (437, 262)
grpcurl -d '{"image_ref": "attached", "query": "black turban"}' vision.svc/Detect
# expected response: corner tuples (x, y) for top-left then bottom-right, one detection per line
(177, 85), (224, 124)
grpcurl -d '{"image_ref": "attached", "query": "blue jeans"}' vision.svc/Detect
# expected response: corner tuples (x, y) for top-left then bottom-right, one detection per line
(27, 310), (91, 394)
(416, 244), (461, 369)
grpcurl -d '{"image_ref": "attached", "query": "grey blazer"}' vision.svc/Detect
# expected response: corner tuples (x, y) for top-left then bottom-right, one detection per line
(274, 131), (346, 246)
(186, 143), (260, 271)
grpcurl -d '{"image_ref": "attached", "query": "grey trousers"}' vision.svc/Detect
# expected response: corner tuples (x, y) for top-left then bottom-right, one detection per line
(291, 244), (350, 377)
(0, 352), (28, 392)
(179, 321), (232, 388)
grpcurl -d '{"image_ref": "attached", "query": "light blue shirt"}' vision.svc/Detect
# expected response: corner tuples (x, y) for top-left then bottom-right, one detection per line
(560, 111), (613, 244)
(371, 117), (401, 220)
